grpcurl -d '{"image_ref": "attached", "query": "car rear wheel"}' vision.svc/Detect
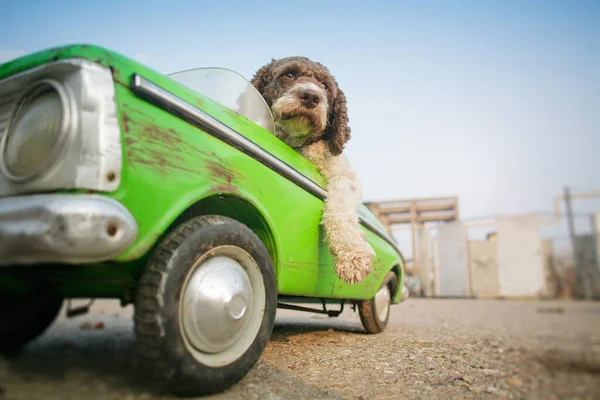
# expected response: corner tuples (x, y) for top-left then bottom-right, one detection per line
(358, 271), (397, 334)
(134, 215), (277, 396)
(0, 288), (63, 354)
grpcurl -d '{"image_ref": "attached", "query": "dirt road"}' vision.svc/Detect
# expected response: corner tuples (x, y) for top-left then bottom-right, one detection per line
(2, 298), (599, 399)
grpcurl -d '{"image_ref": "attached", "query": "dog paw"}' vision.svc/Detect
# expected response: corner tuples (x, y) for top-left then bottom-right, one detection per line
(334, 242), (376, 284)
(342, 263), (371, 285)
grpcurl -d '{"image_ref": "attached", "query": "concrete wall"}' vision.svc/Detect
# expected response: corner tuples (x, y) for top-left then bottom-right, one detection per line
(437, 222), (470, 297)
(497, 216), (546, 297)
(576, 232), (600, 297)
(418, 230), (434, 297)
(431, 236), (440, 296)
(591, 214), (600, 276)
(468, 240), (499, 298)
(540, 240), (561, 298)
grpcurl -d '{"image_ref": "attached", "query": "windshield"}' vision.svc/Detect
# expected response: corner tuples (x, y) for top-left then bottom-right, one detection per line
(168, 67), (275, 134)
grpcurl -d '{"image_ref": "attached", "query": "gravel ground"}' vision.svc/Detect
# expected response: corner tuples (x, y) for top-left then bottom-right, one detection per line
(1, 298), (599, 400)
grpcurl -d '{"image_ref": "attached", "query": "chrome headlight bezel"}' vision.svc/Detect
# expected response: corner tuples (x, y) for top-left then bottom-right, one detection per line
(0, 59), (123, 196)
(0, 79), (74, 183)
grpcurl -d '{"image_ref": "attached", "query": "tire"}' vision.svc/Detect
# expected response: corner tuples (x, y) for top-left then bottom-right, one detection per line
(358, 271), (397, 334)
(0, 289), (63, 354)
(134, 215), (277, 397)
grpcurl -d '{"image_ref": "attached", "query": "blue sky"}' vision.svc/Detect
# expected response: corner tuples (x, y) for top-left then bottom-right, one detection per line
(1, 0), (599, 252)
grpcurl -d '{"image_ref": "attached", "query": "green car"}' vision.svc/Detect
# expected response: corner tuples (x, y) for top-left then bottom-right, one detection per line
(0, 45), (407, 396)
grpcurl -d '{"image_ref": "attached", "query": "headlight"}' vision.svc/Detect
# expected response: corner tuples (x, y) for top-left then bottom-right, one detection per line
(0, 79), (72, 182)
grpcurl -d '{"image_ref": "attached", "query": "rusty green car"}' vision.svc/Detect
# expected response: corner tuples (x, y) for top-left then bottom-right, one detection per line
(0, 45), (407, 396)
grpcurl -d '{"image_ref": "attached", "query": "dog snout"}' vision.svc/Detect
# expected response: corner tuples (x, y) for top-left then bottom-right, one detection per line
(299, 89), (320, 109)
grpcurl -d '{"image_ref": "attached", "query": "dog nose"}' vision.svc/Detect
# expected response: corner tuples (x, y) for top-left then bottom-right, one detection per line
(299, 90), (320, 108)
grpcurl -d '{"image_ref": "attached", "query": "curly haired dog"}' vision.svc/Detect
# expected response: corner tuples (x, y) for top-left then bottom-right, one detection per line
(250, 57), (375, 284)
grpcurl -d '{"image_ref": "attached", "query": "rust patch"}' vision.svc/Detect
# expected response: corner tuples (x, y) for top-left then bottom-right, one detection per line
(205, 159), (237, 184)
(123, 108), (246, 183)
(144, 125), (184, 149)
(125, 120), (205, 176)
(122, 111), (130, 133)
(210, 184), (241, 195)
(123, 104), (157, 122)
(109, 65), (120, 80)
(204, 151), (245, 187)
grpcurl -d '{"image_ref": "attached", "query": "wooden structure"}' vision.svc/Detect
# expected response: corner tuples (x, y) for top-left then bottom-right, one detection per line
(365, 196), (460, 274)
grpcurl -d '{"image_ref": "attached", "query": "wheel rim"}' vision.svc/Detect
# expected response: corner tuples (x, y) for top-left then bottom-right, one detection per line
(182, 256), (253, 353)
(374, 284), (391, 322)
(179, 245), (266, 367)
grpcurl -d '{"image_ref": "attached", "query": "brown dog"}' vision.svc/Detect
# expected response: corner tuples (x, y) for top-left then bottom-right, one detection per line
(251, 57), (374, 284)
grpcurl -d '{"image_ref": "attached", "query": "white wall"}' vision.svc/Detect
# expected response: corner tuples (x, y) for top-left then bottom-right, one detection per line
(431, 236), (441, 296)
(497, 216), (545, 297)
(437, 222), (470, 297)
(418, 230), (433, 296)
(468, 240), (500, 298)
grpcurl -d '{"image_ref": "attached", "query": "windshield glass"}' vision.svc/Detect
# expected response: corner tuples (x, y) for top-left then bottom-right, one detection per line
(168, 67), (275, 134)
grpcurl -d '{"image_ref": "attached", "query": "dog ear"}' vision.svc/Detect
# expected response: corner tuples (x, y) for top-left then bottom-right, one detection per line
(250, 59), (276, 100)
(324, 87), (351, 156)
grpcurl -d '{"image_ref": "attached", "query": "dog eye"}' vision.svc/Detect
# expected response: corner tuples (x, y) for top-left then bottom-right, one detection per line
(321, 82), (328, 89)
(284, 72), (294, 79)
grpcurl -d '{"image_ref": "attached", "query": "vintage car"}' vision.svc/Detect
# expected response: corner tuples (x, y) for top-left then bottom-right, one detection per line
(0, 45), (407, 396)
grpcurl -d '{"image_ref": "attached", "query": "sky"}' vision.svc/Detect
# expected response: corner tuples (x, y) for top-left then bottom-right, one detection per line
(1, 0), (599, 254)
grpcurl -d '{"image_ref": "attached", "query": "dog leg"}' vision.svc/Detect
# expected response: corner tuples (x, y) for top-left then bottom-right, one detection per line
(300, 141), (375, 284)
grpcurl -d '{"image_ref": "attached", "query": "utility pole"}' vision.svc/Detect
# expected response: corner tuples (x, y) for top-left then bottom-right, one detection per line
(564, 186), (591, 299)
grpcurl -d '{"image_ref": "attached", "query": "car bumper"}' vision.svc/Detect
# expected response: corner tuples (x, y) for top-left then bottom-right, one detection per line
(0, 194), (138, 266)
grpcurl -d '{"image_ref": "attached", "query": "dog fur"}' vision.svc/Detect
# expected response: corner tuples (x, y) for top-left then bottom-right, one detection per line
(250, 57), (375, 284)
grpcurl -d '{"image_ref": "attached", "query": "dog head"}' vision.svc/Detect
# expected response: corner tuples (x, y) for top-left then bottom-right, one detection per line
(250, 56), (350, 156)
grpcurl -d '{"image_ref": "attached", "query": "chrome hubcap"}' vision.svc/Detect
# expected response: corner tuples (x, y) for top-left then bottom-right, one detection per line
(374, 284), (391, 322)
(182, 255), (253, 354)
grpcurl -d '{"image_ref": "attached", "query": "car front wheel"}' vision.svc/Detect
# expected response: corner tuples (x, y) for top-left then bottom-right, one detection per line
(0, 289), (63, 354)
(134, 215), (277, 396)
(358, 271), (397, 334)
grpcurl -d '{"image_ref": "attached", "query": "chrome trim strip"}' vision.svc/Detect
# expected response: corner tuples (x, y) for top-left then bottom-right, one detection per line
(130, 74), (402, 257)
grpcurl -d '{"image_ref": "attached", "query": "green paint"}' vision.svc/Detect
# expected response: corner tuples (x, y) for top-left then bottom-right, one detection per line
(0, 44), (405, 303)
